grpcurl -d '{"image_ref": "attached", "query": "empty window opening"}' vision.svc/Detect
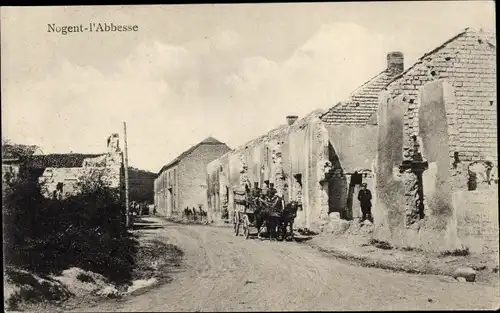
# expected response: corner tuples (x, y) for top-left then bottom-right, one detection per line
(293, 173), (302, 187)
(350, 171), (363, 186)
(468, 171), (478, 191)
(452, 151), (460, 169)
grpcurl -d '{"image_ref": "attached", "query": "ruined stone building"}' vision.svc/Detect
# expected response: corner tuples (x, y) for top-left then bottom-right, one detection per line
(206, 52), (405, 230)
(154, 137), (231, 217)
(2, 144), (43, 183)
(22, 134), (124, 199)
(373, 28), (497, 253)
(320, 51), (405, 220)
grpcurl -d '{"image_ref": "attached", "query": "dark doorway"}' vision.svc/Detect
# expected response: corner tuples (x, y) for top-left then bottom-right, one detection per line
(326, 142), (347, 217)
(167, 187), (174, 215)
(346, 172), (363, 220)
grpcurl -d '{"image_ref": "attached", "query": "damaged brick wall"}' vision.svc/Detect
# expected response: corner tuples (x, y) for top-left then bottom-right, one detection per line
(376, 77), (495, 252)
(386, 29), (497, 192)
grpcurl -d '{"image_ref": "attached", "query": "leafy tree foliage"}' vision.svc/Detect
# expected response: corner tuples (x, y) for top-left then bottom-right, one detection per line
(3, 169), (138, 284)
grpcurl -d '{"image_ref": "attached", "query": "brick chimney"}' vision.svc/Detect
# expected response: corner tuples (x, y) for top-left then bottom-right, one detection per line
(387, 51), (404, 76)
(286, 115), (298, 125)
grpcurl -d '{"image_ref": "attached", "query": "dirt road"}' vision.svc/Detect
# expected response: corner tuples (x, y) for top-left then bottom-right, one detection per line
(72, 217), (499, 312)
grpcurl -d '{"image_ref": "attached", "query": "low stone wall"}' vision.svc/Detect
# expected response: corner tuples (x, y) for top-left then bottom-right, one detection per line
(454, 189), (499, 254)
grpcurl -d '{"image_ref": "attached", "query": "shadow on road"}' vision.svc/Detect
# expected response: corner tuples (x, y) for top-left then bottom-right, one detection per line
(131, 224), (166, 230)
(293, 236), (314, 243)
(132, 217), (157, 224)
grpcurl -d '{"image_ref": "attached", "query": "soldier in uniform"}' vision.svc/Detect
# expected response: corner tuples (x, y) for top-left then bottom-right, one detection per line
(358, 183), (373, 222)
(249, 182), (262, 209)
(266, 183), (283, 240)
(251, 182), (261, 198)
(266, 183), (282, 213)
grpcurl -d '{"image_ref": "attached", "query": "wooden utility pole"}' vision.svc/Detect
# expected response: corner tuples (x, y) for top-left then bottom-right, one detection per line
(123, 121), (130, 228)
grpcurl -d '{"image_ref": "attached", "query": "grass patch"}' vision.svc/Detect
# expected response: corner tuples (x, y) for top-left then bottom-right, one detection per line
(439, 246), (470, 257)
(132, 239), (184, 284)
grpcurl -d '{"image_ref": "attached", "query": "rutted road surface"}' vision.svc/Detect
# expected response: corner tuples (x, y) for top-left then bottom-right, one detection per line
(73, 217), (499, 311)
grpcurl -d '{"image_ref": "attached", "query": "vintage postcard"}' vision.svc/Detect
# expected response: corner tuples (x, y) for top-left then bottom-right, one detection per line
(1, 2), (498, 312)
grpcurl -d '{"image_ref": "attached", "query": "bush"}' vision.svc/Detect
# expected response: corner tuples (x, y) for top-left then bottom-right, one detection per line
(3, 170), (138, 285)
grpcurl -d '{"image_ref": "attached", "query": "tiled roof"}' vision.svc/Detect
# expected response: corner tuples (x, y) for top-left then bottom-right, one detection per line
(2, 144), (41, 160)
(241, 110), (326, 149)
(218, 109), (326, 159)
(158, 137), (229, 175)
(25, 154), (105, 169)
(320, 70), (395, 125)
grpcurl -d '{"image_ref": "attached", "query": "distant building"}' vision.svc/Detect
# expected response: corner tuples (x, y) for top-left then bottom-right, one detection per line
(21, 133), (124, 199)
(2, 144), (43, 182)
(154, 137), (231, 217)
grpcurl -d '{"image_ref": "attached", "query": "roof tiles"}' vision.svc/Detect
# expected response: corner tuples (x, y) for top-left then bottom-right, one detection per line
(320, 70), (396, 125)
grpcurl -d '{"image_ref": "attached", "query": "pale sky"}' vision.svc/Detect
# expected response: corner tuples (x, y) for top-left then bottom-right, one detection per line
(1, 2), (495, 173)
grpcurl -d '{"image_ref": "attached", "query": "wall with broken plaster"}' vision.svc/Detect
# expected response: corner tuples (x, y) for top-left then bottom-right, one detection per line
(326, 124), (378, 174)
(375, 78), (497, 253)
(374, 84), (463, 253)
(372, 92), (408, 249)
(453, 189), (499, 255)
(207, 111), (331, 231)
(326, 124), (378, 219)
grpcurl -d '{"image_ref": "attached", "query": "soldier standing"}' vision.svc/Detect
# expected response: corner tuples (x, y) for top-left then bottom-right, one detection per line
(357, 183), (373, 222)
(267, 184), (281, 212)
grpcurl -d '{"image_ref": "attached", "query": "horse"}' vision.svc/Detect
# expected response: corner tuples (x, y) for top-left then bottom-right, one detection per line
(254, 197), (282, 241)
(192, 207), (197, 221)
(183, 207), (192, 219)
(276, 201), (301, 241)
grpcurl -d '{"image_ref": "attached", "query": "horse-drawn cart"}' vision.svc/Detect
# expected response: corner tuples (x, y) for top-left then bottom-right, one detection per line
(233, 189), (257, 239)
(232, 189), (297, 241)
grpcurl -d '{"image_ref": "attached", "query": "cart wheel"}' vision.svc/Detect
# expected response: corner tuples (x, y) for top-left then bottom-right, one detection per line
(243, 216), (250, 239)
(286, 224), (294, 241)
(234, 213), (240, 236)
(276, 222), (286, 242)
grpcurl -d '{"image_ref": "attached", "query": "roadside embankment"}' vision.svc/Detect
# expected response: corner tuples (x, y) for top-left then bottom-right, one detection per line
(304, 219), (499, 286)
(4, 218), (184, 312)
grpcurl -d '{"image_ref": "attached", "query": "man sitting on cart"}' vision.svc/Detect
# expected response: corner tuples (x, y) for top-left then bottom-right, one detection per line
(247, 182), (262, 210)
(266, 183), (283, 216)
